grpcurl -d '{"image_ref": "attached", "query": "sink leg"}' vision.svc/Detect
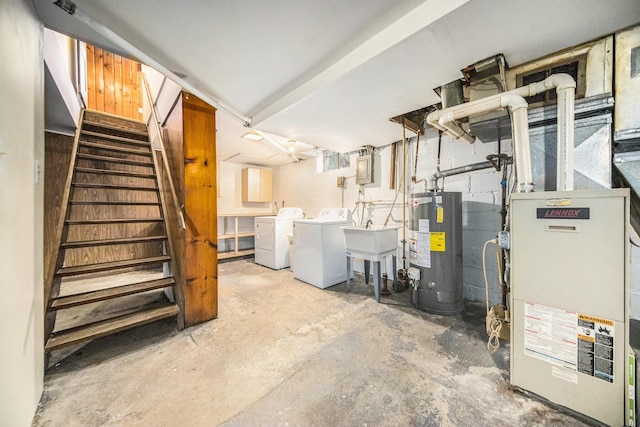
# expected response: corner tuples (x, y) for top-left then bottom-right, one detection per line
(373, 261), (381, 302)
(392, 255), (397, 283)
(346, 255), (352, 293)
(364, 260), (370, 284)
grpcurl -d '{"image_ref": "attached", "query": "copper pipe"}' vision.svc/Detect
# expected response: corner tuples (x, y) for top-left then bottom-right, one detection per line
(389, 142), (397, 190)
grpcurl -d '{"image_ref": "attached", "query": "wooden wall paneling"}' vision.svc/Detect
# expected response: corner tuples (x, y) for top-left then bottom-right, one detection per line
(95, 47), (105, 112)
(86, 44), (96, 111)
(85, 45), (143, 120)
(103, 50), (115, 114)
(114, 54), (123, 117)
(132, 63), (142, 121)
(122, 58), (132, 119)
(182, 92), (218, 325)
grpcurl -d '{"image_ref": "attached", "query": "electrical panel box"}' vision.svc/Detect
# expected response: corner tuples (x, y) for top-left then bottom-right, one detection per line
(356, 155), (373, 185)
(510, 189), (631, 427)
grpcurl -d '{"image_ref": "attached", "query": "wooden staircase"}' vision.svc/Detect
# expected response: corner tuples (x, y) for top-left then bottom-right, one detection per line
(45, 110), (181, 353)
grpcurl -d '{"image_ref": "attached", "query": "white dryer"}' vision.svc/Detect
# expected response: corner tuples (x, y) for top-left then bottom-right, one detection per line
(254, 207), (304, 270)
(293, 208), (351, 289)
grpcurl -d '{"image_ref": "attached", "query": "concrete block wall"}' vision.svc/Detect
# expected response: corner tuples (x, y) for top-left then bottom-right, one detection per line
(273, 131), (640, 320)
(414, 132), (510, 306)
(274, 131), (510, 303)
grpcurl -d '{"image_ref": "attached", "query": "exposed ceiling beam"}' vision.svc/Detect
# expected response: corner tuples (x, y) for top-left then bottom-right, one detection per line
(250, 0), (470, 127)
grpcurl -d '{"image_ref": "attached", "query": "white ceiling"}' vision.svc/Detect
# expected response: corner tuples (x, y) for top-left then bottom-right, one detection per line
(35, 0), (640, 166)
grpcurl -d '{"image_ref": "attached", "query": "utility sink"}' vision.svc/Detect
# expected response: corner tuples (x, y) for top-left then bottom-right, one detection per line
(342, 225), (399, 259)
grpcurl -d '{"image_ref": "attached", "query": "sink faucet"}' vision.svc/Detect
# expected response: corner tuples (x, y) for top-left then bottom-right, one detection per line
(366, 219), (373, 229)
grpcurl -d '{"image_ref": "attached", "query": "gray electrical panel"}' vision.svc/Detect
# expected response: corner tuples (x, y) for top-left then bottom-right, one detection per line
(510, 189), (632, 426)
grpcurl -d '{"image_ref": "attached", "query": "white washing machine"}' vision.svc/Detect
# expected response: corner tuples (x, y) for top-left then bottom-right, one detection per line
(254, 207), (304, 270)
(293, 208), (351, 289)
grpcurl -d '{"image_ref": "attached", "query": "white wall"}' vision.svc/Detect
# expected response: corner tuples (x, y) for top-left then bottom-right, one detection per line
(274, 133), (508, 301)
(0, 0), (45, 425)
(217, 161), (275, 252)
(274, 154), (351, 218)
(43, 29), (81, 125)
(274, 130), (640, 319)
(217, 161), (275, 215)
(141, 65), (183, 149)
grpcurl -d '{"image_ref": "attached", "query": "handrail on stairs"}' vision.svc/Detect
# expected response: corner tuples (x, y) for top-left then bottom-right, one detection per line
(141, 73), (186, 230)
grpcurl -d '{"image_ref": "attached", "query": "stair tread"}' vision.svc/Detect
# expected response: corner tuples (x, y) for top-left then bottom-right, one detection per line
(66, 218), (164, 224)
(56, 255), (171, 277)
(62, 235), (167, 248)
(77, 153), (154, 167)
(74, 167), (156, 178)
(82, 120), (149, 137)
(45, 304), (179, 351)
(72, 182), (158, 191)
(79, 141), (153, 156)
(69, 200), (160, 206)
(50, 277), (175, 310)
(81, 129), (149, 146)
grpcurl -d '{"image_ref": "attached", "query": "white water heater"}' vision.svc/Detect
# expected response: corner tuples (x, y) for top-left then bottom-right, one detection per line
(510, 189), (633, 426)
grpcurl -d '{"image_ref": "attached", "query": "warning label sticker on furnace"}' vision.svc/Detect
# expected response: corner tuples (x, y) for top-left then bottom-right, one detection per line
(524, 302), (614, 383)
(430, 232), (446, 252)
(523, 303), (578, 370)
(577, 314), (615, 382)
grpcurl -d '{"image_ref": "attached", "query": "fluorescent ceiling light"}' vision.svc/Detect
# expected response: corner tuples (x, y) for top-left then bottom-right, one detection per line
(242, 132), (263, 141)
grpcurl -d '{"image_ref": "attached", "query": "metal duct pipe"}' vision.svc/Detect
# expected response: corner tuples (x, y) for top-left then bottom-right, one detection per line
(429, 160), (495, 191)
(426, 73), (576, 192)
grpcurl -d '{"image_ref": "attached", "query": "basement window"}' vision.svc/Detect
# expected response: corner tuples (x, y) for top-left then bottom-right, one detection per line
(516, 55), (587, 107)
(318, 150), (351, 172)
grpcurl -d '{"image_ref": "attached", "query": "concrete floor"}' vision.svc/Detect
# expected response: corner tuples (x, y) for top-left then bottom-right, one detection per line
(33, 259), (591, 426)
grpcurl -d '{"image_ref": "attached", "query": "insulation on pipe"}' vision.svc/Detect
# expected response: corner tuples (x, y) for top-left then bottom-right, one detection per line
(556, 86), (575, 191)
(426, 73), (576, 192)
(428, 93), (532, 192)
(438, 111), (476, 144)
